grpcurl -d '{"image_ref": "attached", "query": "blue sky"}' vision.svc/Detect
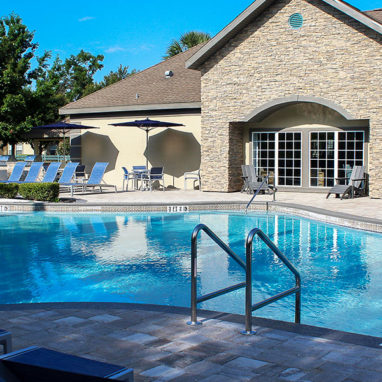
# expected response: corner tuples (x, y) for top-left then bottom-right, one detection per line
(0, 0), (380, 81)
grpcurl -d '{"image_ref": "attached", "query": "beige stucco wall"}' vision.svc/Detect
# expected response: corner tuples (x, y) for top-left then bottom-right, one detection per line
(70, 113), (201, 190)
(199, 0), (382, 196)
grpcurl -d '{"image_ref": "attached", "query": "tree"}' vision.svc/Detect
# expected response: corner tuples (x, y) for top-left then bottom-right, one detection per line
(100, 64), (137, 87)
(0, 13), (38, 153)
(164, 31), (211, 59)
(61, 50), (104, 102)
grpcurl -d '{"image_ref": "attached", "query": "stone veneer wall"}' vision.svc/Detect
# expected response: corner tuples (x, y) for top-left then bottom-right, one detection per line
(199, 0), (382, 195)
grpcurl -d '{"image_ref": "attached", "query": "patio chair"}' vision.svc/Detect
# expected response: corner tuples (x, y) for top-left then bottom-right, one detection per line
(58, 162), (79, 184)
(326, 166), (366, 199)
(74, 165), (86, 182)
(184, 170), (201, 191)
(39, 162), (62, 183)
(0, 330), (11, 354)
(13, 162), (43, 183)
(61, 162), (117, 196)
(0, 346), (134, 381)
(143, 167), (165, 191)
(24, 155), (36, 166)
(241, 165), (250, 193)
(122, 167), (135, 191)
(246, 165), (277, 200)
(0, 156), (10, 167)
(0, 162), (27, 183)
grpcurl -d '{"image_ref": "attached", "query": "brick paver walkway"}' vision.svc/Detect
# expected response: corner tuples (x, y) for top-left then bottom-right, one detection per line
(1, 304), (381, 381)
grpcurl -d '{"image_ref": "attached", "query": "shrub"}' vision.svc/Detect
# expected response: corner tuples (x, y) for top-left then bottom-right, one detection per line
(18, 183), (59, 202)
(0, 183), (19, 198)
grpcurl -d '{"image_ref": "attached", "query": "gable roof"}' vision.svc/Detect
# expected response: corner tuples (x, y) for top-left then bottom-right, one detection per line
(60, 44), (203, 116)
(364, 9), (382, 24)
(186, 0), (382, 70)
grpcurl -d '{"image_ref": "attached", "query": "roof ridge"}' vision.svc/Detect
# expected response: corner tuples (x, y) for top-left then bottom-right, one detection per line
(62, 44), (204, 110)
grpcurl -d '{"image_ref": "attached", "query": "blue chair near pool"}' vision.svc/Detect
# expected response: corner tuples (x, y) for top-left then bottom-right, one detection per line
(0, 346), (134, 381)
(0, 156), (10, 167)
(39, 162), (62, 183)
(0, 162), (26, 183)
(13, 162), (43, 183)
(61, 162), (117, 196)
(58, 162), (79, 185)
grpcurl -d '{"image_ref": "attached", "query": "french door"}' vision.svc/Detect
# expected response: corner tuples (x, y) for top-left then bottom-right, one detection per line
(252, 132), (302, 186)
(252, 130), (364, 188)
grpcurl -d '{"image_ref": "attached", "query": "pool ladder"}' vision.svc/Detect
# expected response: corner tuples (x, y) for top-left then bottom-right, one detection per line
(188, 224), (301, 334)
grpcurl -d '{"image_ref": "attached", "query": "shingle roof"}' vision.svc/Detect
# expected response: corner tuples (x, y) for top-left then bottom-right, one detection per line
(60, 44), (203, 113)
(364, 9), (382, 24)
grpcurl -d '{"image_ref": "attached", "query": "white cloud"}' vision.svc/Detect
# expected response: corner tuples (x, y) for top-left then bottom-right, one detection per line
(78, 16), (95, 22)
(105, 46), (126, 53)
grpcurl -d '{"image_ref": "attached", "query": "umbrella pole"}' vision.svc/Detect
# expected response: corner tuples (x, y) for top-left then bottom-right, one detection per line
(145, 128), (149, 169)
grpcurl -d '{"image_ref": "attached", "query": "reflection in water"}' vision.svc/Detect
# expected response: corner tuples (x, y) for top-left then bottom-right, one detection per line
(0, 211), (380, 336)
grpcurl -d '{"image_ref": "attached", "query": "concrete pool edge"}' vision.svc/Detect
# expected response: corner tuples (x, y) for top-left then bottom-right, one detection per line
(0, 199), (381, 232)
(0, 302), (381, 349)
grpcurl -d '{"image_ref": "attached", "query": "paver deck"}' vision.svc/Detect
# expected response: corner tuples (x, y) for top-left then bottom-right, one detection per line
(1, 303), (381, 382)
(71, 191), (382, 222)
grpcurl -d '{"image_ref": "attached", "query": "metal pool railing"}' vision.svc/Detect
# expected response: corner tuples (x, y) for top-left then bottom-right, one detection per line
(189, 224), (301, 334)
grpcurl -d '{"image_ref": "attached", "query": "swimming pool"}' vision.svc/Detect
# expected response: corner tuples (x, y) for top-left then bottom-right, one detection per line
(0, 211), (381, 337)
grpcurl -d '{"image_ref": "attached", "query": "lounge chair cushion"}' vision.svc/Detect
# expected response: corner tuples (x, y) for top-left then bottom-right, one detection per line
(0, 346), (133, 381)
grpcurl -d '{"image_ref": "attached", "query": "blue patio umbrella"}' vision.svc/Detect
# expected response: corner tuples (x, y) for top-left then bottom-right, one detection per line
(110, 118), (184, 167)
(32, 122), (98, 138)
(31, 121), (98, 158)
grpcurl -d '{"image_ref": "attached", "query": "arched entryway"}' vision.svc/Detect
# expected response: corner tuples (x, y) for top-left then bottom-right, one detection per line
(236, 96), (369, 191)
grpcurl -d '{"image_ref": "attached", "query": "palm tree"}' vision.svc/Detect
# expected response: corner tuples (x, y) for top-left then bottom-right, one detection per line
(164, 31), (211, 59)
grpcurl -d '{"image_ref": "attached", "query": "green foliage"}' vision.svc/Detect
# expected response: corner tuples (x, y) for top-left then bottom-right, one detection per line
(0, 183), (18, 198)
(57, 138), (70, 155)
(18, 182), (59, 202)
(0, 13), (37, 147)
(164, 31), (211, 59)
(61, 50), (104, 101)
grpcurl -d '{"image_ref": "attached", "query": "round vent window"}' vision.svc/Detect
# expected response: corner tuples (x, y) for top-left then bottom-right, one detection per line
(289, 13), (303, 29)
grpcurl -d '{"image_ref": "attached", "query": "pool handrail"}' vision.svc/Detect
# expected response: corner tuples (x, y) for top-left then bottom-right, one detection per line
(189, 224), (301, 335)
(188, 224), (246, 327)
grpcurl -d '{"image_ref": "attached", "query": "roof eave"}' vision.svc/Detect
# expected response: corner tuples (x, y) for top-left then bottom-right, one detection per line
(186, 0), (382, 70)
(59, 102), (201, 116)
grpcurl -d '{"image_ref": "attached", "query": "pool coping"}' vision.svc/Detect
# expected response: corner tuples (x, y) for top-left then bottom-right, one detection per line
(0, 302), (381, 349)
(0, 199), (381, 232)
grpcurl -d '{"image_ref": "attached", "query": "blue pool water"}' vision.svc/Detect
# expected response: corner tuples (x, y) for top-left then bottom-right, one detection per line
(0, 211), (381, 337)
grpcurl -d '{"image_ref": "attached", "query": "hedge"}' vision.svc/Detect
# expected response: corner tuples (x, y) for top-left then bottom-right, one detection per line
(0, 182), (59, 202)
(0, 183), (19, 199)
(18, 183), (60, 202)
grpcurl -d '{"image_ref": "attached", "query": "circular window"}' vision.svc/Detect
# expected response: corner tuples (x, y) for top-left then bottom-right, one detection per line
(289, 13), (303, 29)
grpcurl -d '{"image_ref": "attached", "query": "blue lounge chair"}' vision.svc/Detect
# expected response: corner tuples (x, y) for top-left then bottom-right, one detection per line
(24, 155), (36, 166)
(40, 162), (62, 183)
(0, 330), (11, 354)
(0, 162), (27, 183)
(61, 162), (117, 196)
(58, 162), (79, 184)
(13, 162), (43, 183)
(0, 156), (10, 167)
(0, 346), (134, 381)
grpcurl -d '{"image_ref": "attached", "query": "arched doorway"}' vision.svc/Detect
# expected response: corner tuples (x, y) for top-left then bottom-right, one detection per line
(238, 96), (369, 191)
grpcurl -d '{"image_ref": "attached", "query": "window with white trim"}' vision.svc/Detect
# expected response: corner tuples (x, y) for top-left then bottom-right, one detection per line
(310, 131), (364, 187)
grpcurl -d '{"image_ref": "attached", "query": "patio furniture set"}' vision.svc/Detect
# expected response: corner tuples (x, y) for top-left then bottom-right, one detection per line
(242, 164), (366, 200)
(0, 160), (116, 197)
(122, 166), (165, 191)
